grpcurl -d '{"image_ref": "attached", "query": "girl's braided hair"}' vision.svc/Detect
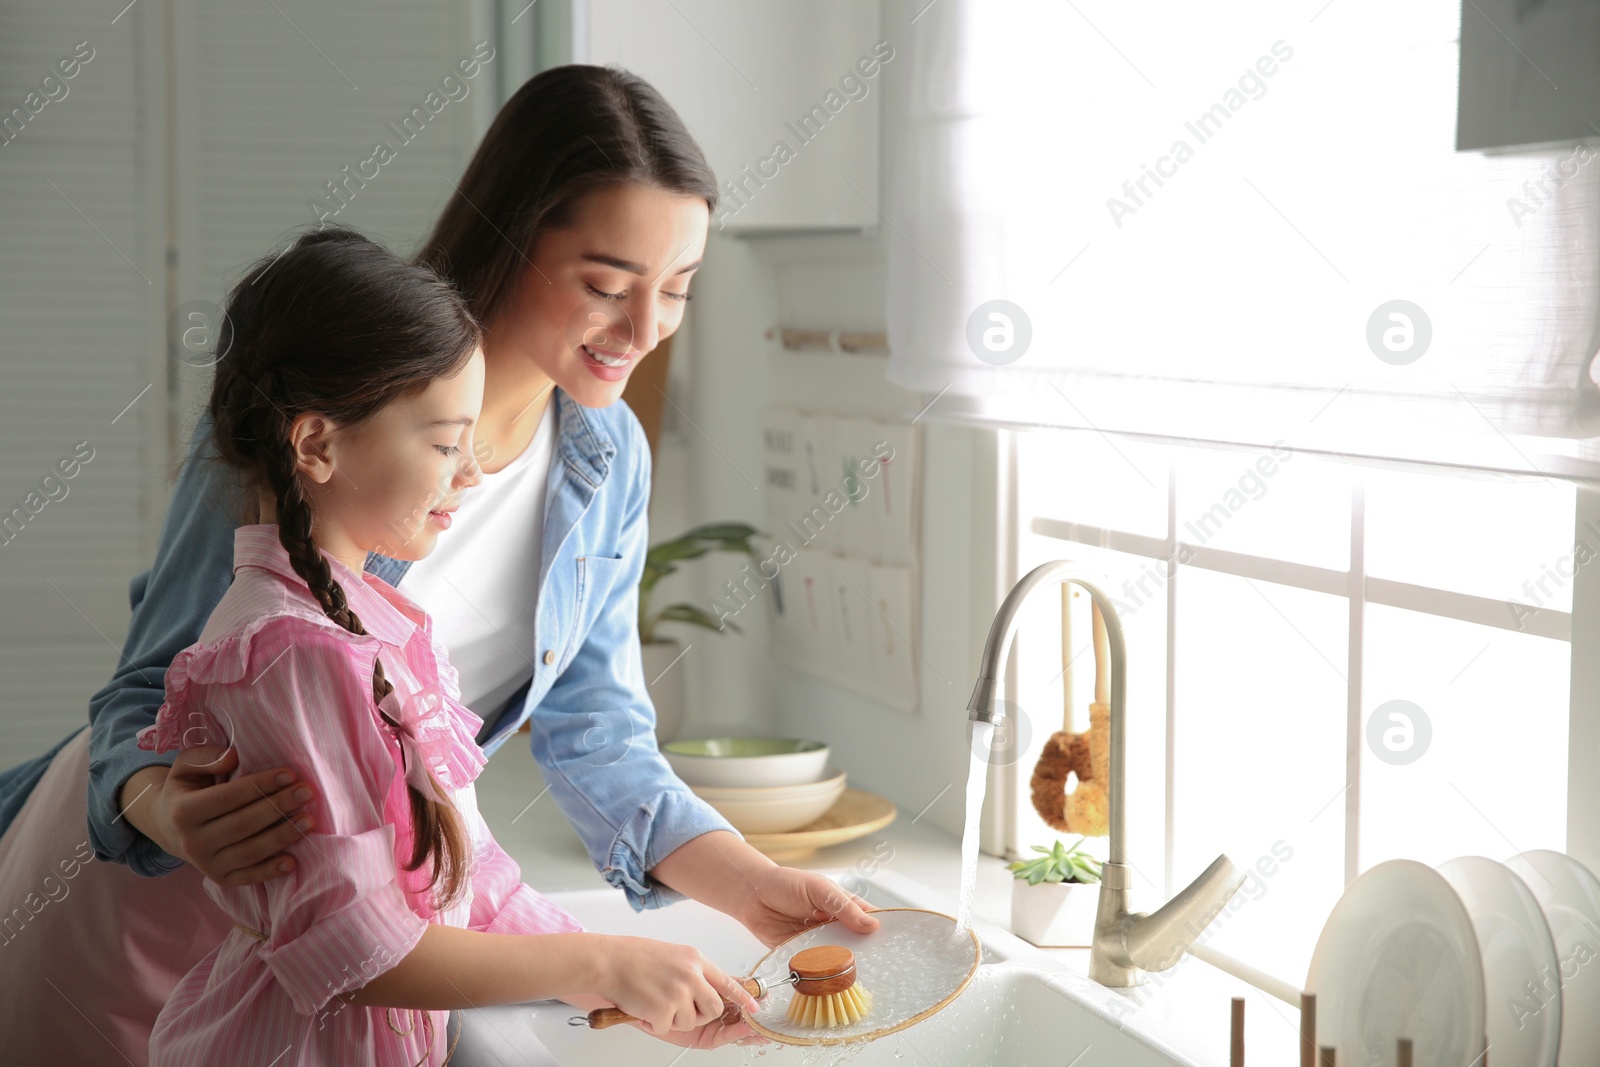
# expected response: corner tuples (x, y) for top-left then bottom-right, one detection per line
(208, 226), (480, 911)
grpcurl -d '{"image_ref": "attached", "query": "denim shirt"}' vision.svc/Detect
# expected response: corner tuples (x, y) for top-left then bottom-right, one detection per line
(73, 389), (733, 909)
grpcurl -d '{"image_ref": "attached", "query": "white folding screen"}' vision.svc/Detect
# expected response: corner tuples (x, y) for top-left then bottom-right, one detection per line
(170, 0), (494, 439)
(0, 2), (166, 765)
(0, 0), (491, 767)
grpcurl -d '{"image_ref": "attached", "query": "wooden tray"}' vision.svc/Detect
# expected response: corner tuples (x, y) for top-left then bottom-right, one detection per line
(742, 788), (897, 860)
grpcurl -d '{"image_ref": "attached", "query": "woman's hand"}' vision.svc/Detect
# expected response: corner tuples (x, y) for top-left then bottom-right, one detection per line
(627, 1014), (767, 1050)
(738, 864), (881, 948)
(649, 831), (882, 948)
(561, 989), (767, 1051)
(118, 747), (317, 886)
(590, 934), (762, 1038)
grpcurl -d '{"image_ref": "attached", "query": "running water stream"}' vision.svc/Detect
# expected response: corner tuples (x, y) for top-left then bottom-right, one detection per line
(955, 719), (996, 935)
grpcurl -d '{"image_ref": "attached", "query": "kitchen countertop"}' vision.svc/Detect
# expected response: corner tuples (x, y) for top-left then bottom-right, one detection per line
(475, 739), (1306, 1067)
(474, 735), (1018, 918)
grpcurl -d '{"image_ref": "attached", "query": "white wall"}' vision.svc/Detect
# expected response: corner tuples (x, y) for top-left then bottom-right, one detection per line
(658, 0), (1004, 841)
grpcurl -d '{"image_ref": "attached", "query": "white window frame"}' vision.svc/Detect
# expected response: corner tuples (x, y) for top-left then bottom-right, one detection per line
(995, 428), (1595, 900)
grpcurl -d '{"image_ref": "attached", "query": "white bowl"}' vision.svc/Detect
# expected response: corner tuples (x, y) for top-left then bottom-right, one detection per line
(690, 770), (847, 834)
(691, 768), (847, 801)
(663, 737), (830, 788)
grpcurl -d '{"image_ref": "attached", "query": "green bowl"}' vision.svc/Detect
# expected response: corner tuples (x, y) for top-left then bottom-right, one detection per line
(662, 737), (830, 788)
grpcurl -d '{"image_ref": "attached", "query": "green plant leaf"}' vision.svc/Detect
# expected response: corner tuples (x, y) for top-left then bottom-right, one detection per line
(639, 523), (762, 642)
(1010, 838), (1104, 884)
(679, 521), (761, 546)
(655, 603), (740, 634)
(648, 541), (715, 566)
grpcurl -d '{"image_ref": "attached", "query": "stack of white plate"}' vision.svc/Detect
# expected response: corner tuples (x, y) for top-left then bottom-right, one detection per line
(663, 737), (846, 834)
(1501, 851), (1600, 1067)
(1306, 850), (1600, 1067)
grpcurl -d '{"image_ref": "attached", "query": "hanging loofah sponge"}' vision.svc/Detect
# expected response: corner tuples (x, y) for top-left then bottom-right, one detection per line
(1030, 593), (1112, 839)
(1028, 700), (1109, 838)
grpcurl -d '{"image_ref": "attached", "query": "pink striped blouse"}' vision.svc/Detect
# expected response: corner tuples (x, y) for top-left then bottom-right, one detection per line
(136, 525), (583, 1066)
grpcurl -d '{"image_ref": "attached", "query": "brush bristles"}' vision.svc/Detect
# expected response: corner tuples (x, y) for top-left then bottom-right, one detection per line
(786, 983), (873, 1028)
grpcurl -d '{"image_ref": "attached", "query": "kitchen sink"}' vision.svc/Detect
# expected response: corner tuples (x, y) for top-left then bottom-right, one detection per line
(452, 872), (1207, 1067)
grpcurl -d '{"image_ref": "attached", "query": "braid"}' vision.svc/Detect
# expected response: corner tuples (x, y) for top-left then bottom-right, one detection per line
(259, 405), (466, 910)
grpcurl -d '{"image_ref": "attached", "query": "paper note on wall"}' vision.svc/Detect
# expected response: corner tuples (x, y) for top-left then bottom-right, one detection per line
(867, 563), (917, 711)
(787, 413), (833, 549)
(783, 547), (835, 668)
(758, 410), (921, 712)
(828, 554), (874, 693)
(761, 407), (807, 534)
(756, 535), (803, 658)
(833, 417), (886, 559)
(869, 421), (918, 568)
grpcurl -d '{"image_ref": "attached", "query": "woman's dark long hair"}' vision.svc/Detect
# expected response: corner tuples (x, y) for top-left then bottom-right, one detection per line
(416, 64), (719, 332)
(209, 226), (479, 912)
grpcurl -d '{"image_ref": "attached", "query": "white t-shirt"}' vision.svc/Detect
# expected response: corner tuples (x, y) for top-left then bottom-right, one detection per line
(402, 400), (558, 720)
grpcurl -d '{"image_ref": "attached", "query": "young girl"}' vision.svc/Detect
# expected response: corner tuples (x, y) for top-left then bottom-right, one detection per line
(137, 228), (760, 1065)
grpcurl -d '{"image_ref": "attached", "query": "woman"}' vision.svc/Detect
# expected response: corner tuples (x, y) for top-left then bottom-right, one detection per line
(0, 65), (875, 1064)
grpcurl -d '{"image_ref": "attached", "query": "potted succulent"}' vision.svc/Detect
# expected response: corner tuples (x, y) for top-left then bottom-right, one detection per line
(639, 522), (758, 743)
(1009, 838), (1104, 947)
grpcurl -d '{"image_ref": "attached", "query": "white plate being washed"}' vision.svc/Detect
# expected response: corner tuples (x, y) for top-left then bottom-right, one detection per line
(1506, 850), (1600, 1067)
(1306, 859), (1486, 1067)
(1440, 856), (1560, 1067)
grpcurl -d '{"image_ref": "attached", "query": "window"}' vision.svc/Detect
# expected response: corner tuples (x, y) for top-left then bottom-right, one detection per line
(1003, 428), (1574, 983)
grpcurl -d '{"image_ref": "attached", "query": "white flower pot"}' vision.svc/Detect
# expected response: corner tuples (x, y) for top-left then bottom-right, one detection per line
(641, 640), (686, 744)
(1010, 878), (1101, 947)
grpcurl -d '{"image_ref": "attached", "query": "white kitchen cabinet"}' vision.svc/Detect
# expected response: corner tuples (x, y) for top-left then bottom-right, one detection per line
(578, 0), (887, 233)
(1457, 0), (1600, 151)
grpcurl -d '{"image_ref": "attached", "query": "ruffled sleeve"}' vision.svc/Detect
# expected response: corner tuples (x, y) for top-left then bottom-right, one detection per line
(135, 611), (313, 756)
(133, 702), (188, 755)
(148, 615), (433, 1015)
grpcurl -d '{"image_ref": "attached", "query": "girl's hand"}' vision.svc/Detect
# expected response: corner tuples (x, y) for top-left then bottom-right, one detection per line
(121, 747), (317, 886)
(592, 935), (761, 1037)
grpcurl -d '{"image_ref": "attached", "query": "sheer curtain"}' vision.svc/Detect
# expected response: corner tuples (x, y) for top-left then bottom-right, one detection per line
(884, 0), (1600, 470)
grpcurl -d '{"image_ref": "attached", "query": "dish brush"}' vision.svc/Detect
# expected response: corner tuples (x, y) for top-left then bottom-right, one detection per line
(782, 946), (873, 1028)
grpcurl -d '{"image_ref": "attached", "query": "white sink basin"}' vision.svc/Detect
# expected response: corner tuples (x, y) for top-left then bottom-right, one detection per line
(462, 965), (1181, 1066)
(452, 871), (1203, 1066)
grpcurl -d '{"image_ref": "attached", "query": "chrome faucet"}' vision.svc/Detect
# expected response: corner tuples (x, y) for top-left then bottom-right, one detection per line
(967, 560), (1246, 987)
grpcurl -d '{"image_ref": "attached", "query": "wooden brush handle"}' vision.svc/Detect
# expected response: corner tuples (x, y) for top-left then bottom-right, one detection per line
(1091, 602), (1109, 707)
(584, 978), (765, 1030)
